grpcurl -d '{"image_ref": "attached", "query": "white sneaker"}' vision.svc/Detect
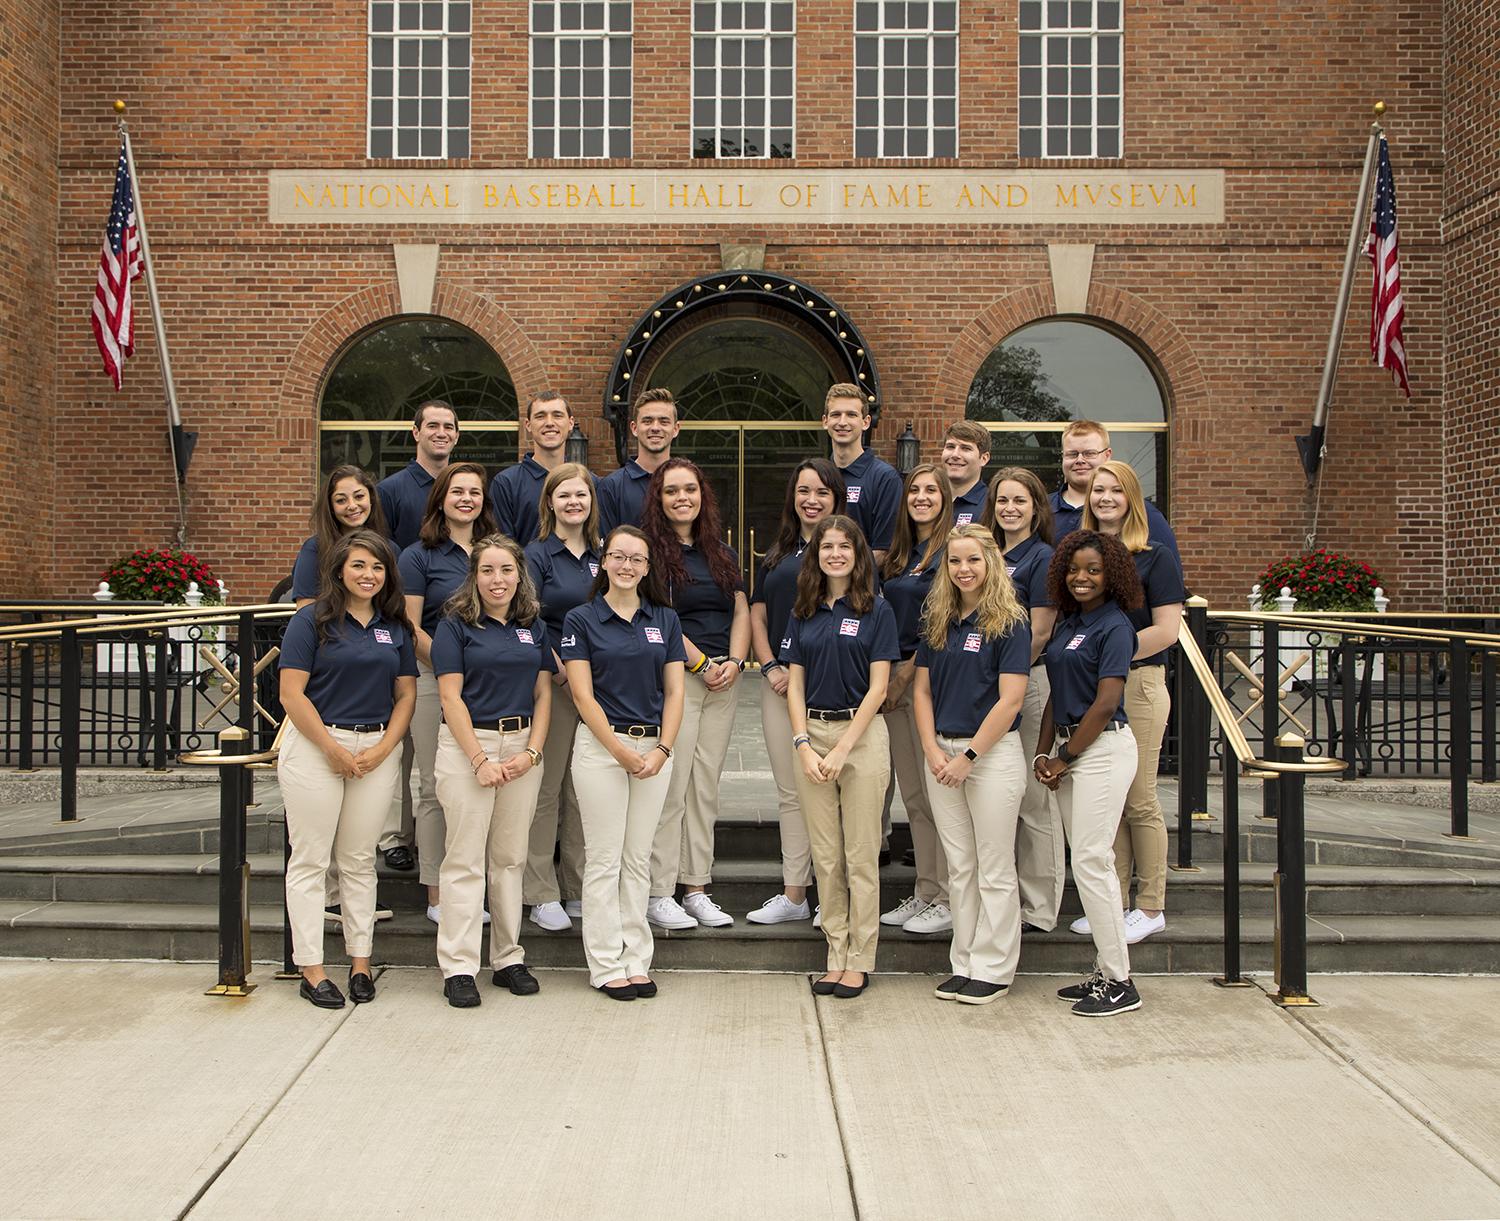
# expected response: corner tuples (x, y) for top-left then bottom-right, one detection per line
(746, 894), (812, 925)
(1124, 908), (1166, 944)
(529, 901), (572, 932)
(646, 895), (698, 930)
(682, 891), (734, 927)
(903, 901), (954, 935)
(1069, 914), (1091, 935)
(813, 905), (822, 929)
(426, 904), (441, 924)
(563, 899), (583, 919)
(881, 895), (927, 927)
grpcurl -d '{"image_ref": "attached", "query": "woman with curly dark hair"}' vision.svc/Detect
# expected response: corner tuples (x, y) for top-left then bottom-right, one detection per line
(1033, 530), (1145, 1018)
(639, 458), (749, 931)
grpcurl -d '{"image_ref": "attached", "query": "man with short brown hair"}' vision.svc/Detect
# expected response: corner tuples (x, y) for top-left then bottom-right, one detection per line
(489, 390), (577, 545)
(376, 399), (460, 551)
(598, 387), (681, 533)
(823, 383), (902, 564)
(941, 420), (992, 525)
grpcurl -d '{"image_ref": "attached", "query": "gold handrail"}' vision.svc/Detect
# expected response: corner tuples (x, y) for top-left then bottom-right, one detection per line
(1213, 610), (1500, 649)
(0, 603), (296, 641)
(180, 719), (287, 767)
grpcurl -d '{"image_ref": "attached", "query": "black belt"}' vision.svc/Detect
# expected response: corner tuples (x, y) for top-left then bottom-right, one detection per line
(610, 722), (660, 737)
(1056, 721), (1125, 740)
(807, 707), (857, 722)
(472, 715), (532, 733)
(329, 721), (385, 733)
(1129, 660), (1164, 670)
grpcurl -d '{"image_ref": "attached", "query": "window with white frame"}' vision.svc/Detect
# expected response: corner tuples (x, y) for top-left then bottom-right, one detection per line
(530, 1), (633, 159)
(853, 1), (958, 159)
(1018, 0), (1122, 158)
(368, 1), (472, 160)
(691, 2), (796, 159)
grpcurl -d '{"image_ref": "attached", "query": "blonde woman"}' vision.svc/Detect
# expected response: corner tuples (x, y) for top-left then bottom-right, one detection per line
(912, 524), (1031, 1004)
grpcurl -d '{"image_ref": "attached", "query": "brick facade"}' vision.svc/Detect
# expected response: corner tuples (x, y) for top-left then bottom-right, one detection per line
(6, 0), (1484, 608)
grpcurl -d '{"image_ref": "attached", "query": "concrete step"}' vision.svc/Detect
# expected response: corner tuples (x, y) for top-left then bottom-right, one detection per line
(1, 898), (1496, 975)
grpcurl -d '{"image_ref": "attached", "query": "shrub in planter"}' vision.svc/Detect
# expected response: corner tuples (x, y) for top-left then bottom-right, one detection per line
(102, 547), (222, 605)
(1257, 549), (1381, 612)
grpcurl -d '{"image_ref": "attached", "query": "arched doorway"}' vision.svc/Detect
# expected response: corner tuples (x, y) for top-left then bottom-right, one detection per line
(965, 318), (1169, 509)
(605, 273), (879, 585)
(318, 316), (519, 483)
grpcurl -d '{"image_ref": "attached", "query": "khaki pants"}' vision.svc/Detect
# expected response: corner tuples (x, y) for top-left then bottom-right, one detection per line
(760, 677), (813, 887)
(1016, 666), (1066, 929)
(433, 725), (544, 978)
(521, 681), (585, 905)
(408, 664), (447, 886)
(1058, 725), (1137, 982)
(279, 722), (400, 967)
(650, 676), (736, 894)
(794, 717), (889, 973)
(377, 729), (416, 853)
(925, 732), (1027, 985)
(572, 725), (674, 987)
(1116, 664), (1170, 911)
(883, 684), (947, 903)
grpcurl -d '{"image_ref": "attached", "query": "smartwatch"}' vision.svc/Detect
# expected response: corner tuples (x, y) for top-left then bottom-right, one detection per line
(962, 747), (979, 762)
(1056, 742), (1074, 765)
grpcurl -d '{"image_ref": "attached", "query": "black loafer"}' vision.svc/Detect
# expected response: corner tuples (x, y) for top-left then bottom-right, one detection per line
(347, 970), (377, 1004)
(596, 982), (637, 1001)
(632, 978), (658, 998)
(382, 846), (416, 872)
(1021, 922), (1046, 935)
(444, 974), (482, 1008)
(492, 964), (541, 995)
(810, 976), (839, 996)
(299, 977), (345, 1009)
(832, 972), (871, 999)
(934, 974), (969, 1000)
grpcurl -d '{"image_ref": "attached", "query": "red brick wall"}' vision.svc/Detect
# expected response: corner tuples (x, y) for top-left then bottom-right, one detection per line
(1443, 0), (1500, 610)
(44, 0), (1458, 607)
(0, 0), (59, 597)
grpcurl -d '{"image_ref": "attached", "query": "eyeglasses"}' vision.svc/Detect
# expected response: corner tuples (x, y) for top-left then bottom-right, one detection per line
(1062, 448), (1107, 461)
(605, 551), (650, 569)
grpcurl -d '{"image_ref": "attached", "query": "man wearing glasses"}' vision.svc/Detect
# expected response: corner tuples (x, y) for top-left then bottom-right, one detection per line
(1050, 420), (1179, 558)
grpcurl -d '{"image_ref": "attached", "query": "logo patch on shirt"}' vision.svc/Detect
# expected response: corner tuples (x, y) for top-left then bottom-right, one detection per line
(846, 485), (862, 504)
(373, 628), (393, 644)
(516, 628), (534, 644)
(956, 512), (974, 526)
(780, 636), (791, 653)
(561, 634), (577, 648)
(963, 632), (983, 653)
(588, 561), (599, 577)
(839, 618), (861, 637)
(1066, 633), (1087, 650)
(1005, 564), (1018, 577)
(644, 626), (665, 644)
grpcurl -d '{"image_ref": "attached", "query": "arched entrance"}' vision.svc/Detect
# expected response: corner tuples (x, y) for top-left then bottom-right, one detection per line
(604, 273), (880, 585)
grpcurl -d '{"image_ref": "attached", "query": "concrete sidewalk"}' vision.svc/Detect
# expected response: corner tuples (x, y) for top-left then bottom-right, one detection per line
(2, 963), (1498, 1220)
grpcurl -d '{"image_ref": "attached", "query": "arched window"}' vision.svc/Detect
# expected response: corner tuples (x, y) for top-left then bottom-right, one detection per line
(965, 318), (1169, 508)
(318, 317), (518, 482)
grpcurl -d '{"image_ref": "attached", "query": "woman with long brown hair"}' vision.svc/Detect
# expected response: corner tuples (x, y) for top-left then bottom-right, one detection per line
(639, 457), (750, 931)
(292, 465), (390, 607)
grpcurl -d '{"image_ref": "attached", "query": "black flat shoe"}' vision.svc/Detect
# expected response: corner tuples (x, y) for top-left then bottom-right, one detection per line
(1021, 922), (1047, 935)
(382, 846), (416, 872)
(492, 964), (540, 995)
(632, 978), (658, 998)
(444, 974), (481, 1008)
(300, 977), (345, 1009)
(596, 982), (637, 1001)
(832, 972), (871, 999)
(810, 975), (839, 996)
(347, 970), (376, 1004)
(934, 974), (969, 1000)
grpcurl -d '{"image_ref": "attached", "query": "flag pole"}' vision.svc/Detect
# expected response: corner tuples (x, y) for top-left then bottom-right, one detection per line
(114, 99), (191, 546)
(1297, 102), (1385, 497)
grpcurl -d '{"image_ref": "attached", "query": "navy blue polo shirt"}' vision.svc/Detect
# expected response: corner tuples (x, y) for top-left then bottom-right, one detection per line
(951, 480), (988, 527)
(596, 459), (651, 535)
(881, 550), (941, 658)
(525, 534), (601, 641)
(1004, 534), (1055, 613)
(836, 449), (903, 553)
(291, 536), (321, 601)
(1043, 601), (1136, 727)
(670, 543), (742, 657)
(280, 604), (417, 725)
(489, 454), (550, 545)
(784, 595), (901, 710)
(559, 596), (687, 726)
(377, 461), (437, 551)
(398, 538), (471, 635)
(915, 611), (1032, 738)
(753, 544), (807, 665)
(431, 613), (555, 722)
(1128, 544), (1187, 666)
(1050, 488), (1181, 560)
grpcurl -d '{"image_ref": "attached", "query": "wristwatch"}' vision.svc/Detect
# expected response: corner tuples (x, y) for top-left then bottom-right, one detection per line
(524, 746), (543, 767)
(1056, 742), (1074, 765)
(962, 747), (979, 762)
(728, 656), (747, 671)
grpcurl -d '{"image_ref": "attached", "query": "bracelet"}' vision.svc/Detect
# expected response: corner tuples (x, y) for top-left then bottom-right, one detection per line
(689, 654), (709, 674)
(1032, 754), (1050, 768)
(761, 660), (783, 674)
(792, 734), (810, 750)
(655, 743), (672, 758)
(471, 752), (489, 774)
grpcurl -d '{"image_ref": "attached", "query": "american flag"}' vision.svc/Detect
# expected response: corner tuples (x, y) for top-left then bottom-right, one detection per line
(1365, 135), (1410, 397)
(91, 140), (143, 390)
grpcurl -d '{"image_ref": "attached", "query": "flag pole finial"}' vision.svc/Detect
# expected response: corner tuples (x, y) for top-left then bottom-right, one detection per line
(113, 98), (126, 114)
(1373, 100), (1386, 118)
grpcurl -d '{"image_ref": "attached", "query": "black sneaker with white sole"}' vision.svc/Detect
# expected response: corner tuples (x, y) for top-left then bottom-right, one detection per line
(1056, 969), (1105, 1002)
(1070, 976), (1141, 1017)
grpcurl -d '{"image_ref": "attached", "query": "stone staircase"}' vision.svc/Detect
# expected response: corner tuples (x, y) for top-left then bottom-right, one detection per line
(2, 810), (1499, 975)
